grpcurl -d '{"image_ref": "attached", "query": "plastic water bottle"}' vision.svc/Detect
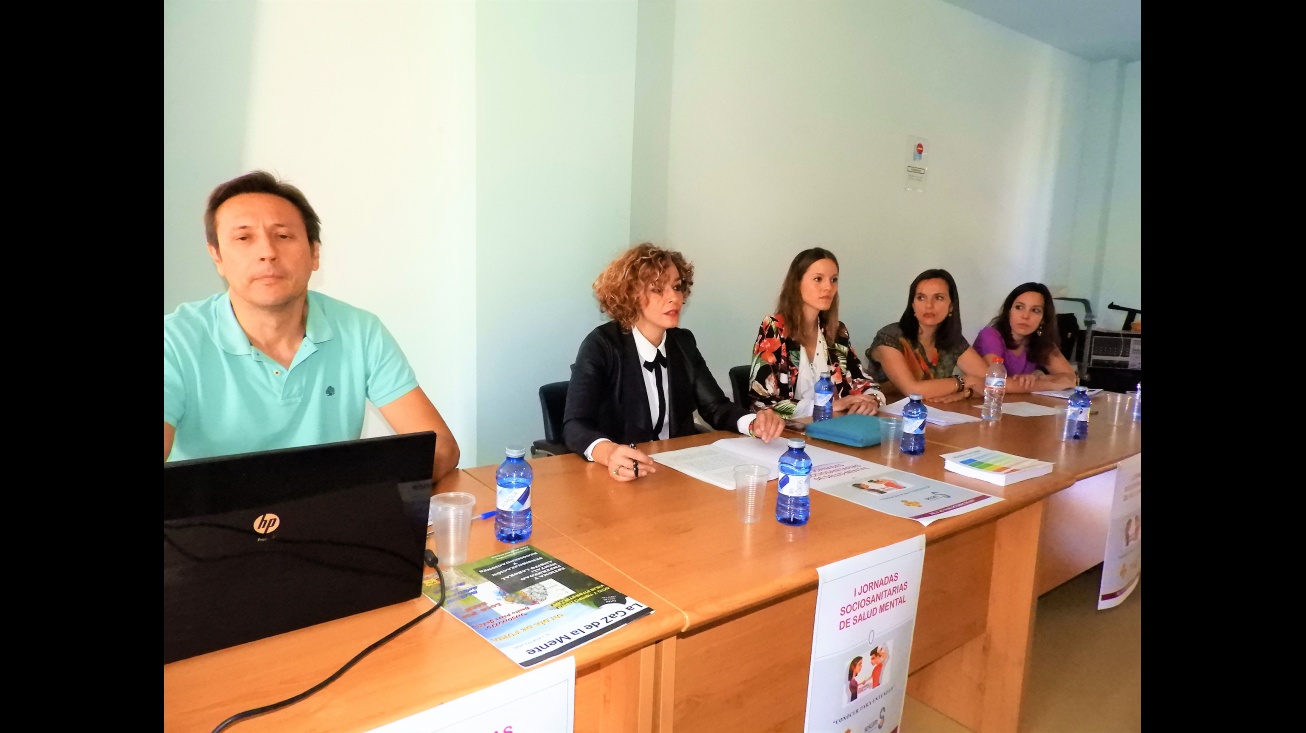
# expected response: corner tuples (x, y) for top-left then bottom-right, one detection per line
(1063, 386), (1091, 441)
(981, 358), (1007, 422)
(813, 367), (834, 422)
(1131, 382), (1142, 420)
(494, 445), (533, 542)
(776, 438), (812, 525)
(900, 394), (926, 455)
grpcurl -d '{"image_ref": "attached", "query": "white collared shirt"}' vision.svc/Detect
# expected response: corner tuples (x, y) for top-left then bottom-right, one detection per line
(583, 327), (757, 461)
(631, 327), (671, 441)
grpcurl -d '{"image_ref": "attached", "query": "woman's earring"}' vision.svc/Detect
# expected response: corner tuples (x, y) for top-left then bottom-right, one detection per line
(1037, 326), (1043, 337)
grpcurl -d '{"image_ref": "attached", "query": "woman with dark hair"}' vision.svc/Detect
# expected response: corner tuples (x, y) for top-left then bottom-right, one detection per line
(974, 282), (1079, 393)
(563, 243), (786, 482)
(866, 268), (987, 403)
(747, 248), (884, 419)
(848, 656), (866, 701)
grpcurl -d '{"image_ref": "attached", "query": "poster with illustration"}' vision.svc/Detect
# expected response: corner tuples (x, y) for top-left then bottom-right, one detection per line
(804, 536), (925, 732)
(1098, 453), (1141, 610)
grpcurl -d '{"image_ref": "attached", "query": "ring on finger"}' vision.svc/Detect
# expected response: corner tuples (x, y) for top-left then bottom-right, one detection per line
(612, 466), (620, 476)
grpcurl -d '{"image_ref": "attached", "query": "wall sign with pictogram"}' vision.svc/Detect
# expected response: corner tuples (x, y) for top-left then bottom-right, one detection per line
(904, 136), (929, 192)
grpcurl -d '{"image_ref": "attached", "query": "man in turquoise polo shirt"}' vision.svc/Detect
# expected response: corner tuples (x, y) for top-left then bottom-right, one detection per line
(164, 171), (460, 481)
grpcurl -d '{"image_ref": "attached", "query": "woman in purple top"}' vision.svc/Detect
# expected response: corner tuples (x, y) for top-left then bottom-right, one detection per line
(974, 283), (1079, 393)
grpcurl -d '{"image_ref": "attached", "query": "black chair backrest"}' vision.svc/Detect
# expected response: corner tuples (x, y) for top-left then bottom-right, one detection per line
(539, 381), (569, 443)
(728, 365), (751, 410)
(1057, 313), (1083, 364)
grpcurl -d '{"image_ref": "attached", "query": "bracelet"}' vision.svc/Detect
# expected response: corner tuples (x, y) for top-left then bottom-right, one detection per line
(964, 387), (973, 399)
(954, 374), (965, 393)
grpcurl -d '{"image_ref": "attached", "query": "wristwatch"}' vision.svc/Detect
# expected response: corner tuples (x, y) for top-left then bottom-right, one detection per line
(954, 375), (966, 393)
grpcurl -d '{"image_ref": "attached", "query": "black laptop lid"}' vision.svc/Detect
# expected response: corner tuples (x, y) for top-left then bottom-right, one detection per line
(163, 432), (435, 664)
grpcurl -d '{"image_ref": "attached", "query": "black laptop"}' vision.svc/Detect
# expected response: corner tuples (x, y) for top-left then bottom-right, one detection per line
(163, 432), (436, 665)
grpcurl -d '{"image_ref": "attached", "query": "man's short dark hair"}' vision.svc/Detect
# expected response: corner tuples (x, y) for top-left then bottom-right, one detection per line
(204, 170), (322, 250)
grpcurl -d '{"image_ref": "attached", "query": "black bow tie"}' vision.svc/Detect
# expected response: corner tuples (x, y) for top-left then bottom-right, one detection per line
(644, 350), (668, 436)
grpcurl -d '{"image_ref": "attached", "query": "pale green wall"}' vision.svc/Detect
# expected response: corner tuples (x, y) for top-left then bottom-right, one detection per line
(164, 0), (1141, 468)
(659, 0), (1110, 393)
(1097, 61), (1141, 327)
(475, 1), (639, 464)
(163, 0), (256, 311)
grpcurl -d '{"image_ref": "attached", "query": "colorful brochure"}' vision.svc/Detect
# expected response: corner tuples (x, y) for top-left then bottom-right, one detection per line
(423, 545), (653, 667)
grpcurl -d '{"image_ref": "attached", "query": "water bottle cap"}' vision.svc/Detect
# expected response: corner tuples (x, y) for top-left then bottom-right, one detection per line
(908, 393), (922, 401)
(993, 357), (1004, 363)
(1074, 385), (1087, 392)
(787, 438), (806, 448)
(505, 445), (527, 458)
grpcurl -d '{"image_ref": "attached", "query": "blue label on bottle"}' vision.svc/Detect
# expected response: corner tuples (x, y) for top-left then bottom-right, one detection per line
(903, 417), (926, 435)
(497, 483), (531, 511)
(778, 473), (809, 497)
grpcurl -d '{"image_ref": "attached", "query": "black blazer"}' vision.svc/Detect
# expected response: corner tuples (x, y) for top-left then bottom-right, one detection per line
(563, 321), (749, 456)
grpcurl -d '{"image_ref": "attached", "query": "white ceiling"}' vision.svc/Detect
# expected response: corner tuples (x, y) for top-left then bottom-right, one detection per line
(939, 0), (1141, 63)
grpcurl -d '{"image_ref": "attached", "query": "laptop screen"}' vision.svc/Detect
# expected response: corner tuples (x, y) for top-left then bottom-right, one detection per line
(163, 432), (436, 664)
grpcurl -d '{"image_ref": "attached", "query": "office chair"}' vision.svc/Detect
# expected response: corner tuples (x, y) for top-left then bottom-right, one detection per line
(1057, 313), (1084, 366)
(531, 381), (572, 457)
(728, 365), (752, 410)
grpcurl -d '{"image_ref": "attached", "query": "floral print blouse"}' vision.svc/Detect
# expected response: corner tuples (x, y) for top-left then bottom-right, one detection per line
(748, 314), (885, 418)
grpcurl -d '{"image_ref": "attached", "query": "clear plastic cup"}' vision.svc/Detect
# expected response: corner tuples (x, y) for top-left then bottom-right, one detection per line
(878, 416), (904, 451)
(428, 492), (476, 568)
(733, 464), (770, 524)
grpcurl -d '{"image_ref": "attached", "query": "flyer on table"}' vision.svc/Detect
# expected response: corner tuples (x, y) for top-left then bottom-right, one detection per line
(1099, 453), (1141, 609)
(804, 535), (926, 733)
(653, 438), (1002, 525)
(424, 545), (653, 667)
(812, 463), (1002, 525)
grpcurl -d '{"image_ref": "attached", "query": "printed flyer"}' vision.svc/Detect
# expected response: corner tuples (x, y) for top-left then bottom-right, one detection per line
(814, 467), (1002, 526)
(1098, 453), (1141, 609)
(424, 545), (653, 667)
(803, 535), (926, 733)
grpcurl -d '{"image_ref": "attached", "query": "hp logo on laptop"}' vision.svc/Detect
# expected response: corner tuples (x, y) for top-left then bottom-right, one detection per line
(253, 513), (281, 535)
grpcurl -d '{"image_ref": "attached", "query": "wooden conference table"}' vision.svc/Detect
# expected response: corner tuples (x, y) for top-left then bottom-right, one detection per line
(461, 391), (1140, 733)
(163, 392), (1139, 733)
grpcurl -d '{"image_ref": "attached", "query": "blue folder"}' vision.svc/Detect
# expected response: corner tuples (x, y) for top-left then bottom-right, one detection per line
(802, 413), (884, 448)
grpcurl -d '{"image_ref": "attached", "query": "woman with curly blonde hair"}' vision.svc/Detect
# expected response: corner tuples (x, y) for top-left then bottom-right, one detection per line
(564, 243), (785, 481)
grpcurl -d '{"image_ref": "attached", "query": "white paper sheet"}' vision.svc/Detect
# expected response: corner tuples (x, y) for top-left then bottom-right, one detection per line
(1001, 401), (1062, 417)
(879, 397), (982, 425)
(651, 438), (1002, 525)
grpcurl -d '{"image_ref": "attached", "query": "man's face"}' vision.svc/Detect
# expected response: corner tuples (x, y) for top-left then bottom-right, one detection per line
(209, 193), (319, 312)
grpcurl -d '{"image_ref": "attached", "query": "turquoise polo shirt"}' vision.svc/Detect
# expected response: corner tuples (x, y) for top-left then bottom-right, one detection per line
(164, 290), (419, 461)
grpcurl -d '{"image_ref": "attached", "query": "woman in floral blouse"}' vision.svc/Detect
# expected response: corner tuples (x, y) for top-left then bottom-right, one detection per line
(747, 248), (885, 419)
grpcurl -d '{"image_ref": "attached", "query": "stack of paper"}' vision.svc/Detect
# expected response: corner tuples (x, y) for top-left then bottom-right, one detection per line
(939, 447), (1053, 486)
